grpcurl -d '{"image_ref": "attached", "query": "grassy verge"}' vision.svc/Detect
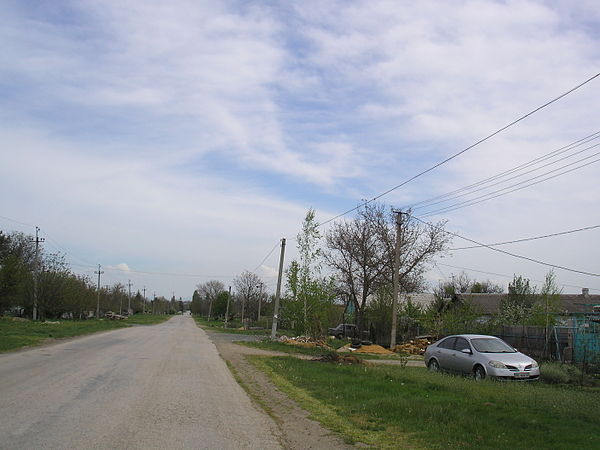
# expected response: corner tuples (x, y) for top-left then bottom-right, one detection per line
(194, 316), (291, 336)
(251, 355), (600, 449)
(0, 317), (129, 353)
(235, 340), (335, 357)
(125, 314), (173, 325)
(0, 314), (172, 353)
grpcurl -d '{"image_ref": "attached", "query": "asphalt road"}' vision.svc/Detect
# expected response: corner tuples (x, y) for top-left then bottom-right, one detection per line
(0, 315), (281, 449)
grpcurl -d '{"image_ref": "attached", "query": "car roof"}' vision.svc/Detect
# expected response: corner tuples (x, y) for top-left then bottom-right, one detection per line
(443, 334), (499, 339)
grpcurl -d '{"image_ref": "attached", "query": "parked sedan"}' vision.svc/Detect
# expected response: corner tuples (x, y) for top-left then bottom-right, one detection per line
(424, 334), (540, 380)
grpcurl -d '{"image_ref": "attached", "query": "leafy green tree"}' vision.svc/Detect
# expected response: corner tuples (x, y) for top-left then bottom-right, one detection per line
(190, 290), (202, 315)
(283, 209), (337, 337)
(497, 275), (537, 325)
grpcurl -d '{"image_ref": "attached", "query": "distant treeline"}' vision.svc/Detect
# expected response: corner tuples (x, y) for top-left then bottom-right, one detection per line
(0, 230), (180, 319)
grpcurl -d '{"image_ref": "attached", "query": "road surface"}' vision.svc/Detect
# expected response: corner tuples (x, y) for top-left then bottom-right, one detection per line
(0, 315), (281, 449)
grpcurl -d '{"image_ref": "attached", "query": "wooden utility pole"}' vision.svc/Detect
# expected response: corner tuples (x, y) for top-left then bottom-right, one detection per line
(30, 227), (45, 320)
(271, 238), (286, 340)
(390, 211), (403, 349)
(95, 264), (104, 318)
(143, 286), (147, 314)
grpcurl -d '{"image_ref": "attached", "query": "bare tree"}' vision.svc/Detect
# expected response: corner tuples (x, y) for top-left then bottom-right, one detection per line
(325, 202), (451, 331)
(233, 271), (263, 324)
(196, 280), (225, 320)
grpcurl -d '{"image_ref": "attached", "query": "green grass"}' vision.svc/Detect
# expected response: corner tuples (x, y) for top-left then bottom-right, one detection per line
(251, 355), (600, 449)
(0, 317), (129, 352)
(194, 316), (291, 336)
(125, 314), (173, 325)
(0, 314), (173, 353)
(236, 339), (336, 357)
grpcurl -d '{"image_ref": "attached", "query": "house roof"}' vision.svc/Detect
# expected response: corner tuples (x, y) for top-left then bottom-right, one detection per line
(459, 292), (600, 315)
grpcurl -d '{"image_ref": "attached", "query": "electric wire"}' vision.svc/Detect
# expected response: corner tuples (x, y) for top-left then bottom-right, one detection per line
(252, 241), (280, 272)
(319, 72), (600, 226)
(450, 224), (600, 250)
(408, 131), (600, 209)
(0, 214), (35, 228)
(420, 153), (600, 217)
(409, 213), (600, 277)
(413, 139), (600, 211)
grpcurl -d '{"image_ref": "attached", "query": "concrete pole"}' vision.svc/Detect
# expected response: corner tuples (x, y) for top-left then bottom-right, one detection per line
(95, 264), (104, 318)
(271, 238), (286, 340)
(127, 280), (133, 315)
(390, 211), (402, 349)
(224, 286), (231, 328)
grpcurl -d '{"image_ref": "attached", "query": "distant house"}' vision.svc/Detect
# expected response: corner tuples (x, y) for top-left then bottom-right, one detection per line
(457, 288), (600, 319)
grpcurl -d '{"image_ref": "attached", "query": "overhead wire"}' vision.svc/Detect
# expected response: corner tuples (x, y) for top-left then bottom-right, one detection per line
(449, 224), (600, 250)
(319, 72), (600, 226)
(408, 131), (600, 210)
(420, 152), (600, 217)
(252, 241), (280, 272)
(409, 213), (600, 277)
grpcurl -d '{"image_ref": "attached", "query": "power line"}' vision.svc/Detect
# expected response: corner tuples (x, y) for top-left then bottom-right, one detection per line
(450, 224), (600, 250)
(410, 213), (600, 277)
(409, 131), (600, 210)
(0, 214), (35, 228)
(413, 136), (600, 211)
(252, 241), (280, 272)
(421, 153), (600, 217)
(319, 72), (600, 226)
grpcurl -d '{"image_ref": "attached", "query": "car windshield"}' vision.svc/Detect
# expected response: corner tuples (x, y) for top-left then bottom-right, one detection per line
(470, 338), (516, 353)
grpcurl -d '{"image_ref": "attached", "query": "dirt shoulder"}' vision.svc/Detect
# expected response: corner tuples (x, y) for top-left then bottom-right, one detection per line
(212, 338), (355, 450)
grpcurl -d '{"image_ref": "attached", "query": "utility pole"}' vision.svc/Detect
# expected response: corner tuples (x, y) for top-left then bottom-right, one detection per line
(257, 282), (263, 322)
(143, 286), (147, 314)
(224, 286), (231, 328)
(390, 211), (403, 349)
(127, 280), (133, 315)
(95, 264), (104, 318)
(271, 238), (286, 340)
(30, 227), (45, 320)
(153, 292), (156, 314)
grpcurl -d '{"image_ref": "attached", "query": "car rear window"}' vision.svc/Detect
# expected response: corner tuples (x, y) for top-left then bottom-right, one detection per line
(437, 337), (456, 349)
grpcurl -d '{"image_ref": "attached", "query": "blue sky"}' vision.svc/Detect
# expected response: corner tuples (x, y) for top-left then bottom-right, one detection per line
(2, 0), (600, 298)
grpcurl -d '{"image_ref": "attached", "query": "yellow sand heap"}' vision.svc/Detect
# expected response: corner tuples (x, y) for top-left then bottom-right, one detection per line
(353, 344), (394, 355)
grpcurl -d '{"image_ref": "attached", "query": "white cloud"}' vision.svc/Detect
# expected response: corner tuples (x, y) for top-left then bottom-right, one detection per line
(1, 0), (599, 296)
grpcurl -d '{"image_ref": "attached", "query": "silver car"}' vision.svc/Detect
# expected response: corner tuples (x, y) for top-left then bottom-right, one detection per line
(424, 334), (540, 380)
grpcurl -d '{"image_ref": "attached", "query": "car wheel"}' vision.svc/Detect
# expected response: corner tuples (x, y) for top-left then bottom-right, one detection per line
(428, 359), (440, 372)
(473, 365), (486, 380)
(336, 333), (343, 340)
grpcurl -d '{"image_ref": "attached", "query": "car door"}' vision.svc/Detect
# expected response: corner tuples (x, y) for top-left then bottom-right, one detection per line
(432, 337), (456, 370)
(449, 337), (474, 374)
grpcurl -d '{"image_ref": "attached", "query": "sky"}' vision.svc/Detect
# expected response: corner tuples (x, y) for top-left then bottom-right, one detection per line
(1, 0), (600, 299)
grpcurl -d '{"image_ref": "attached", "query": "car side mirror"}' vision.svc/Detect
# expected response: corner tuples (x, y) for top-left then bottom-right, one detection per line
(461, 348), (472, 354)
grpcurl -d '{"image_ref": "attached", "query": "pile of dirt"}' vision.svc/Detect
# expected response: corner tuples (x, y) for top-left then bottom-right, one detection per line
(277, 335), (332, 349)
(337, 343), (394, 355)
(392, 338), (431, 355)
(354, 344), (394, 355)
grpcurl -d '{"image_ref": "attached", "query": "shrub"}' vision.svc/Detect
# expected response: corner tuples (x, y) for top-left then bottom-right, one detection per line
(540, 362), (596, 386)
